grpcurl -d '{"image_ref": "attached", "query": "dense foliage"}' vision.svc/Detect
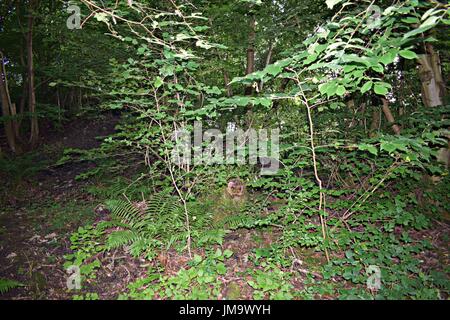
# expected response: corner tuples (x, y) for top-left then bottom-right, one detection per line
(0, 0), (449, 300)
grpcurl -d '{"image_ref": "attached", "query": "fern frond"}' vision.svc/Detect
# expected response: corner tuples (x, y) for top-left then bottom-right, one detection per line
(106, 199), (143, 228)
(106, 230), (142, 250)
(0, 278), (23, 294)
(105, 192), (186, 255)
(220, 214), (257, 230)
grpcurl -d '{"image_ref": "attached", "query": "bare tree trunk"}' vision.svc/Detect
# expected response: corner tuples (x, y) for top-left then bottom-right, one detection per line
(346, 99), (357, 129)
(418, 44), (449, 168)
(259, 42), (273, 91)
(27, 0), (39, 147)
(0, 51), (18, 153)
(381, 98), (401, 135)
(369, 108), (381, 138)
(223, 70), (233, 97)
(244, 13), (256, 96)
(17, 47), (28, 134)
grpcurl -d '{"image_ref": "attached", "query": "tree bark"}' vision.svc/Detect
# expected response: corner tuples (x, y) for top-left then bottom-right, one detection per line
(244, 13), (256, 96)
(259, 42), (273, 91)
(418, 44), (449, 168)
(381, 98), (401, 135)
(223, 70), (233, 97)
(0, 51), (18, 153)
(27, 0), (39, 147)
(369, 108), (381, 138)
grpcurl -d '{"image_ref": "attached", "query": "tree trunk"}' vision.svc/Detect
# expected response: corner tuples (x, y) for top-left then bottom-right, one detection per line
(418, 44), (445, 107)
(223, 70), (233, 97)
(259, 42), (273, 91)
(418, 44), (449, 168)
(27, 0), (39, 147)
(369, 108), (381, 138)
(244, 13), (256, 96)
(0, 51), (18, 153)
(381, 98), (401, 135)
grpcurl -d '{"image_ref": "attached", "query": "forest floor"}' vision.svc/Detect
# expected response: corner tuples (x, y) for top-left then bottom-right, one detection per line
(0, 114), (449, 300)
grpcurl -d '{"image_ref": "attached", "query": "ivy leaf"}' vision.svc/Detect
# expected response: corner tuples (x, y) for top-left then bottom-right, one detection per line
(137, 46), (146, 54)
(154, 77), (164, 88)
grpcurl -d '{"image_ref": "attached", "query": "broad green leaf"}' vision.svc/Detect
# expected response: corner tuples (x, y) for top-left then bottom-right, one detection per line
(403, 16), (440, 39)
(361, 81), (373, 94)
(379, 49), (398, 65)
(374, 82), (390, 96)
(371, 63), (385, 73)
(336, 85), (346, 97)
(399, 50), (418, 60)
(264, 64), (283, 76)
(319, 81), (338, 97)
(358, 144), (378, 156)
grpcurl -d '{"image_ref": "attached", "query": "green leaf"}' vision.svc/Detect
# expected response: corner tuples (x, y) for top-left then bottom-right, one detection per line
(336, 85), (346, 97)
(399, 50), (418, 60)
(154, 77), (164, 88)
(216, 262), (227, 275)
(195, 40), (213, 49)
(361, 81), (373, 94)
(374, 82), (390, 96)
(371, 63), (384, 73)
(264, 64), (283, 77)
(380, 141), (397, 153)
(379, 49), (398, 66)
(319, 81), (338, 97)
(94, 12), (109, 23)
(402, 17), (420, 24)
(403, 16), (440, 39)
(137, 46), (146, 54)
(223, 249), (233, 258)
(257, 98), (272, 107)
(358, 143), (378, 156)
(193, 254), (202, 264)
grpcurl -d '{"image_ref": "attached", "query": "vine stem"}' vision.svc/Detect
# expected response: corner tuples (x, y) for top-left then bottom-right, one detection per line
(305, 99), (330, 263)
(290, 71), (330, 263)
